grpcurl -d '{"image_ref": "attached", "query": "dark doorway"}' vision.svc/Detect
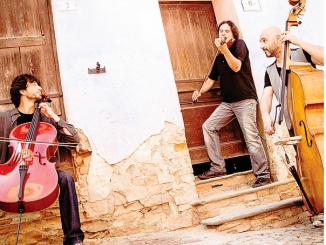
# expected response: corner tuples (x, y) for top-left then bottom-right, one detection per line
(192, 155), (252, 176)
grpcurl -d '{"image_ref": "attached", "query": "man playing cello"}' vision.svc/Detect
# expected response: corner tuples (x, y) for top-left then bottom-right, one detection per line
(0, 74), (84, 245)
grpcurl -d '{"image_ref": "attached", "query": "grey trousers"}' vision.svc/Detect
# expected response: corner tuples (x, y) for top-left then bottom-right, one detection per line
(202, 99), (270, 178)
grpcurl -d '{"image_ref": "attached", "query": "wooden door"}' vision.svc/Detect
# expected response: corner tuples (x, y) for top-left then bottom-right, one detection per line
(159, 1), (248, 165)
(0, 0), (64, 117)
(0, 0), (75, 176)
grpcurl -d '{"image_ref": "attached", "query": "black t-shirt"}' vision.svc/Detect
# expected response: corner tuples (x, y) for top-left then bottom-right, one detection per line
(17, 111), (34, 125)
(209, 39), (258, 103)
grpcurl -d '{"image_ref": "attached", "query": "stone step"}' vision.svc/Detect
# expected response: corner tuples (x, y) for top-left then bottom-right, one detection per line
(195, 170), (256, 198)
(200, 196), (311, 233)
(202, 196), (303, 225)
(192, 176), (313, 233)
(193, 179), (301, 220)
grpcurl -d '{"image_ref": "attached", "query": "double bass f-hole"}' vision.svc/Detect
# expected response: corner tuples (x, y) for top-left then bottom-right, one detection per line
(299, 120), (312, 147)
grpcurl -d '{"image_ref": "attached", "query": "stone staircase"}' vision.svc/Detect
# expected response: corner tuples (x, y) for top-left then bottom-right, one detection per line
(192, 170), (312, 233)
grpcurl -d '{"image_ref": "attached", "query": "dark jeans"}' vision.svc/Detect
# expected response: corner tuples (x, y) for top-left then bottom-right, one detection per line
(57, 170), (84, 245)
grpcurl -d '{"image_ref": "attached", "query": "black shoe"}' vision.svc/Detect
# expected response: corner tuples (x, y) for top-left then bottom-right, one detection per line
(313, 215), (324, 227)
(252, 177), (272, 188)
(197, 170), (226, 180)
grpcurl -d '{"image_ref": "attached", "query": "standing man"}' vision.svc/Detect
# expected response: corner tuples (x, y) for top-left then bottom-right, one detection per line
(0, 74), (84, 245)
(192, 20), (271, 188)
(259, 26), (324, 135)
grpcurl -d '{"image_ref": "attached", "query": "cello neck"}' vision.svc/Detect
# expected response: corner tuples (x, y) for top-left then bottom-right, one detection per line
(25, 104), (41, 142)
(25, 94), (52, 143)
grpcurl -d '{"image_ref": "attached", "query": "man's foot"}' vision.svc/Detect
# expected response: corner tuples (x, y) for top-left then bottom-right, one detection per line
(252, 177), (272, 188)
(197, 170), (226, 180)
(313, 215), (324, 227)
(313, 219), (324, 227)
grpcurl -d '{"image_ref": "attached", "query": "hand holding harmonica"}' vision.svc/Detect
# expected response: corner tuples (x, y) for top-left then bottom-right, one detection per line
(214, 37), (231, 55)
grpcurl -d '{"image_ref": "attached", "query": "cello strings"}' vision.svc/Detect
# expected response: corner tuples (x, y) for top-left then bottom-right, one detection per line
(0, 137), (78, 147)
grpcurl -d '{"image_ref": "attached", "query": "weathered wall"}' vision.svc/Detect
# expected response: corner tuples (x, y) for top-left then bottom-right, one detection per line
(0, 0), (323, 244)
(77, 122), (199, 237)
(0, 122), (198, 244)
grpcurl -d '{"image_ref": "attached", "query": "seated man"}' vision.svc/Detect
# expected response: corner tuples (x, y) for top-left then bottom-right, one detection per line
(0, 74), (84, 245)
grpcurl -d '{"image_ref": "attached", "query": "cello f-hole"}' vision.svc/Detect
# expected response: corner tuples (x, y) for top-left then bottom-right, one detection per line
(299, 120), (312, 147)
(35, 151), (46, 165)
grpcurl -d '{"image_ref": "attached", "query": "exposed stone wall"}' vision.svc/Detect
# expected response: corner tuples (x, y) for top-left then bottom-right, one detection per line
(265, 121), (297, 182)
(78, 122), (199, 238)
(0, 122), (199, 244)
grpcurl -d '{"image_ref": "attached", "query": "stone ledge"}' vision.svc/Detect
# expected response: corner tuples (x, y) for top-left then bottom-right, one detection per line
(192, 178), (296, 205)
(201, 196), (303, 226)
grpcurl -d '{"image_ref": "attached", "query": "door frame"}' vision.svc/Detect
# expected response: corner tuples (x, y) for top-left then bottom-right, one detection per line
(158, 0), (269, 167)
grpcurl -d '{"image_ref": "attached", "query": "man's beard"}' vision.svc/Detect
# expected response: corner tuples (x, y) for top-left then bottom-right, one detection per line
(263, 49), (273, 58)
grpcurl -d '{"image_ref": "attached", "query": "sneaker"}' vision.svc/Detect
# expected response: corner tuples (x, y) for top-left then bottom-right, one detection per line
(197, 170), (226, 180)
(252, 177), (272, 188)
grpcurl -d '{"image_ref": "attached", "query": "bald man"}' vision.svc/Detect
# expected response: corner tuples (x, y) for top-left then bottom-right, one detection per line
(259, 26), (324, 135)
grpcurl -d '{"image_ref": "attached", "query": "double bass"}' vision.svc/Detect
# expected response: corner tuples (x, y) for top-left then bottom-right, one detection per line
(279, 0), (324, 214)
(0, 96), (59, 213)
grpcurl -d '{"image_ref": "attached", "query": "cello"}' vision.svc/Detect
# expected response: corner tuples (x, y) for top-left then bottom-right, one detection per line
(278, 0), (324, 214)
(0, 95), (59, 214)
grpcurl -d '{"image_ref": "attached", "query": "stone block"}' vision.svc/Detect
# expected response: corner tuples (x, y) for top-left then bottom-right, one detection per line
(243, 193), (258, 202)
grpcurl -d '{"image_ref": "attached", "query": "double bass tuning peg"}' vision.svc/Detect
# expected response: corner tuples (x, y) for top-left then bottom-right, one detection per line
(288, 0), (300, 6)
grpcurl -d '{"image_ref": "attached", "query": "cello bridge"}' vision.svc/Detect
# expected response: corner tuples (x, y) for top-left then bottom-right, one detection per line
(21, 149), (34, 166)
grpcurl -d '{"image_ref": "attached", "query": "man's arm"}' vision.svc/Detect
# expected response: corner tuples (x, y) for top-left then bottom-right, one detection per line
(280, 32), (324, 66)
(260, 86), (275, 135)
(192, 78), (215, 102)
(300, 41), (324, 66)
(217, 39), (241, 72)
(39, 102), (80, 144)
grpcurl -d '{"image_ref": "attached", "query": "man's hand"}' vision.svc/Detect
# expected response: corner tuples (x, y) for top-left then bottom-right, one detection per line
(192, 90), (201, 102)
(215, 38), (229, 55)
(262, 115), (275, 135)
(39, 102), (60, 122)
(279, 31), (301, 46)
